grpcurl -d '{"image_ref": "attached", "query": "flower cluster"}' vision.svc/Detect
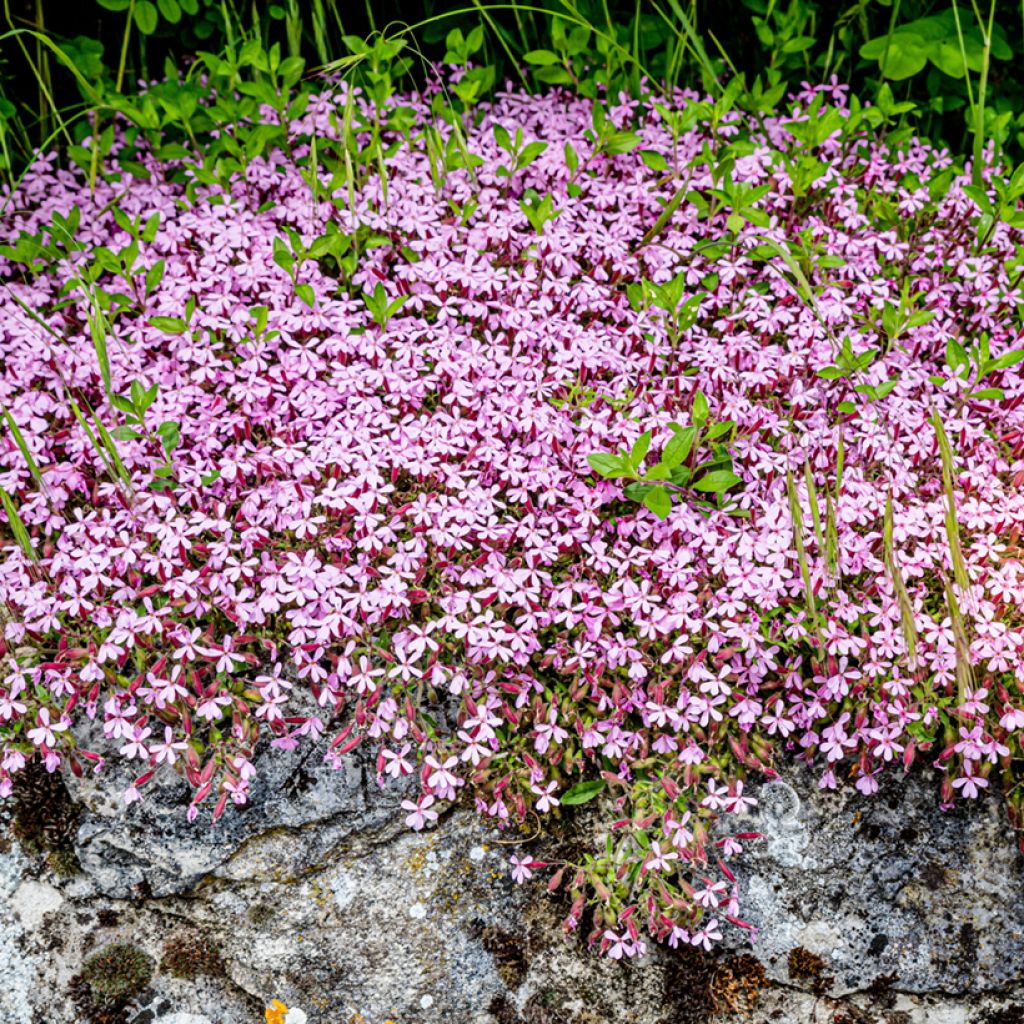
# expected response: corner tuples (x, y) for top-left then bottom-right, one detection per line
(1, 74), (1023, 955)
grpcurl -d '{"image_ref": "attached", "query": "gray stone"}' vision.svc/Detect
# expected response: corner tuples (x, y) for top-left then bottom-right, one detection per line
(2, 746), (1024, 1024)
(736, 769), (1024, 997)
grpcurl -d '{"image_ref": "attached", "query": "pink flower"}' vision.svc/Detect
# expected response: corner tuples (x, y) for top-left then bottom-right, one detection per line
(644, 842), (679, 874)
(150, 727), (187, 766)
(953, 771), (988, 799)
(382, 744), (413, 778)
(509, 855), (535, 884)
(531, 780), (560, 813)
(402, 794), (438, 831)
(691, 919), (723, 951)
(26, 708), (69, 748)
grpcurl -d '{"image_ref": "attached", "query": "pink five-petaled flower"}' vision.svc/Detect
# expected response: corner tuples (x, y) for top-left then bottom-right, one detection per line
(509, 855), (537, 884)
(531, 780), (560, 813)
(724, 781), (758, 813)
(533, 708), (568, 754)
(150, 727), (188, 766)
(644, 842), (679, 874)
(603, 930), (646, 959)
(693, 880), (728, 908)
(425, 754), (462, 799)
(952, 770), (989, 800)
(402, 794), (438, 831)
(382, 744), (413, 778)
(119, 725), (152, 760)
(691, 920), (723, 951)
(350, 656), (384, 695)
(26, 708), (69, 748)
(999, 707), (1024, 732)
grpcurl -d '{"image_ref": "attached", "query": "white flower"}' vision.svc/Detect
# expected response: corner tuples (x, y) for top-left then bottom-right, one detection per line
(284, 1010), (307, 1024)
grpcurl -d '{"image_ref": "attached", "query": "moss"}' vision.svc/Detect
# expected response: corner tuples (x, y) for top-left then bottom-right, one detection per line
(710, 953), (767, 1017)
(788, 945), (832, 996)
(247, 901), (275, 926)
(979, 1008), (1024, 1024)
(80, 943), (155, 1002)
(9, 758), (79, 856)
(159, 931), (225, 979)
(788, 945), (827, 981)
(68, 973), (132, 1024)
(47, 845), (81, 878)
(96, 909), (120, 928)
(487, 994), (599, 1024)
(661, 945), (717, 1024)
(479, 924), (529, 987)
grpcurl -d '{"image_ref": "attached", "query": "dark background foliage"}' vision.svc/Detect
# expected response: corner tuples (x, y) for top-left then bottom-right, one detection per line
(2, 0), (1024, 171)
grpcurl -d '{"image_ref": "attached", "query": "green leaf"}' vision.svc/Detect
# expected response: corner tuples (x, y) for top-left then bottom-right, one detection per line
(662, 427), (694, 468)
(134, 0), (159, 34)
(987, 349), (1024, 372)
(930, 39), (967, 79)
(156, 420), (181, 453)
(523, 49), (560, 65)
(518, 141), (548, 166)
(860, 32), (929, 80)
(109, 394), (136, 415)
(110, 426), (143, 440)
(561, 779), (605, 805)
(295, 283), (316, 307)
(534, 66), (574, 85)
(157, 0), (181, 22)
(945, 338), (969, 373)
(969, 388), (1004, 401)
(0, 485), (37, 562)
(640, 150), (669, 172)
(693, 469), (742, 494)
(145, 259), (165, 295)
(692, 390), (710, 428)
(604, 132), (641, 155)
(643, 485), (672, 520)
(148, 316), (186, 334)
(587, 453), (628, 478)
(630, 431), (651, 467)
(781, 35), (815, 53)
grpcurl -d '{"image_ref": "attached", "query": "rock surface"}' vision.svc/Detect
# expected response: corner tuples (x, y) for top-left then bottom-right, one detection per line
(2, 747), (1023, 1024)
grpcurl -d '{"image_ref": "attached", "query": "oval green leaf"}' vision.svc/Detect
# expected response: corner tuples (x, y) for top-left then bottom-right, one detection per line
(561, 779), (605, 805)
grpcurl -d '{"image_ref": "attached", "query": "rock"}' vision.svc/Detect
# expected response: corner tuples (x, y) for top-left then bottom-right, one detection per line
(72, 741), (412, 897)
(2, 747), (1024, 1023)
(11, 878), (63, 928)
(0, 844), (38, 1024)
(735, 768), (1024, 997)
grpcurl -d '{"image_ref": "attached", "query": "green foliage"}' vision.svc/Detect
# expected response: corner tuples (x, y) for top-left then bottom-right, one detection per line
(6, 0), (1024, 195)
(587, 391), (743, 519)
(560, 778), (605, 805)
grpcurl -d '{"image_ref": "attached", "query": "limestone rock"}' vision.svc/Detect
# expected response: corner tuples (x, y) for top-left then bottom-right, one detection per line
(2, 747), (1023, 1024)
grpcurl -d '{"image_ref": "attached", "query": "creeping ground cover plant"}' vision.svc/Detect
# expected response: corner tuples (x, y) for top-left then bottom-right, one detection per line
(1, 57), (1024, 961)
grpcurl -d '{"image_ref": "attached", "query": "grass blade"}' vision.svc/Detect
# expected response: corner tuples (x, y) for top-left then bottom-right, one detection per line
(0, 484), (37, 562)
